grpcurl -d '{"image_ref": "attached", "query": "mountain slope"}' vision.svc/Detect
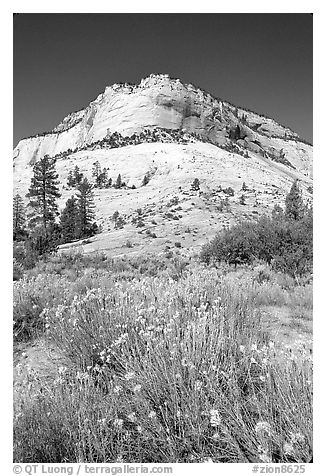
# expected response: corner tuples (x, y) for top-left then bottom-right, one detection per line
(13, 74), (313, 257)
(14, 74), (312, 174)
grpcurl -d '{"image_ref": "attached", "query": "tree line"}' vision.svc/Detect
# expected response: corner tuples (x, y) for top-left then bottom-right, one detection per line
(13, 155), (98, 264)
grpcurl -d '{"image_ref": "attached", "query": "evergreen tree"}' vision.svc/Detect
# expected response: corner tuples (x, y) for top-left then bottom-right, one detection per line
(67, 170), (75, 188)
(223, 187), (235, 196)
(73, 166), (84, 186)
(112, 210), (119, 221)
(13, 194), (26, 240)
(285, 180), (304, 221)
(26, 155), (61, 236)
(60, 195), (79, 243)
(76, 178), (96, 238)
(98, 167), (108, 188)
(92, 161), (102, 186)
(115, 174), (122, 189)
(111, 211), (120, 228)
(191, 178), (200, 191)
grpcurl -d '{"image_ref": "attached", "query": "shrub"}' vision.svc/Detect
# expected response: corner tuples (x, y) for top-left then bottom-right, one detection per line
(13, 258), (24, 281)
(167, 196), (179, 207)
(223, 187), (235, 197)
(191, 178), (200, 191)
(201, 182), (312, 278)
(14, 268), (312, 463)
(200, 211), (312, 277)
(142, 174), (150, 186)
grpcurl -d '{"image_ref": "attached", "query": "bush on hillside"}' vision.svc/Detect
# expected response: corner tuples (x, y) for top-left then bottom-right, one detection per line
(200, 207), (312, 278)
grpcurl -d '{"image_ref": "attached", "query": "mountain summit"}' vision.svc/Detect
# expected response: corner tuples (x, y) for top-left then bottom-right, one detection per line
(13, 74), (313, 256)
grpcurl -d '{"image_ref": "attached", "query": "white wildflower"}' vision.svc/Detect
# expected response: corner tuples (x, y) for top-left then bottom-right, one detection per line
(255, 421), (272, 436)
(181, 358), (188, 367)
(283, 442), (295, 455)
(209, 409), (221, 427)
(113, 418), (124, 429)
(127, 412), (137, 423)
(290, 432), (305, 445)
(259, 451), (272, 463)
(148, 411), (156, 419)
(239, 345), (245, 353)
(124, 371), (135, 381)
(133, 384), (142, 393)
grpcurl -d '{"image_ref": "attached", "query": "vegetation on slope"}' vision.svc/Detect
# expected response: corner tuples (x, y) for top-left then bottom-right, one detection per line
(13, 174), (313, 463)
(14, 255), (312, 463)
(200, 181), (312, 278)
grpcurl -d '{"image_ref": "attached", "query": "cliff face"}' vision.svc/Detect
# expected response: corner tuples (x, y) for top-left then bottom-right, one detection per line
(13, 74), (312, 177)
(13, 74), (313, 257)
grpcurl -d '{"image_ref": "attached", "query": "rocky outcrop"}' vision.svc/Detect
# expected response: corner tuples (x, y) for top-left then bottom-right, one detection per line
(13, 74), (313, 177)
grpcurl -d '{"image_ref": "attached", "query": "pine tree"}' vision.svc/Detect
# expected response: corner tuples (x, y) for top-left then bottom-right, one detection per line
(26, 155), (61, 236)
(285, 180), (304, 221)
(115, 174), (122, 189)
(111, 211), (120, 228)
(60, 195), (79, 243)
(13, 194), (26, 240)
(67, 170), (75, 188)
(74, 166), (84, 186)
(92, 161), (102, 186)
(76, 178), (96, 238)
(98, 167), (108, 188)
(240, 194), (246, 205)
(191, 178), (200, 191)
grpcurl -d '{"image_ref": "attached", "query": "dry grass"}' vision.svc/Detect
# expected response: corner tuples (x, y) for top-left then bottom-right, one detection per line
(13, 255), (312, 463)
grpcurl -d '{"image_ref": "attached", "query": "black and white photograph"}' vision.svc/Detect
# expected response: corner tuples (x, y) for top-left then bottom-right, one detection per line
(11, 9), (314, 470)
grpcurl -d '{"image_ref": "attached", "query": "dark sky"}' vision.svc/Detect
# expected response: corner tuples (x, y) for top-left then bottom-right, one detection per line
(13, 13), (313, 146)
